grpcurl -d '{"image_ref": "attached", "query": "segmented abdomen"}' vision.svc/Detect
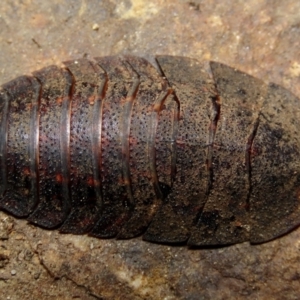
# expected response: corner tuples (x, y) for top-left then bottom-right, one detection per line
(1, 55), (300, 246)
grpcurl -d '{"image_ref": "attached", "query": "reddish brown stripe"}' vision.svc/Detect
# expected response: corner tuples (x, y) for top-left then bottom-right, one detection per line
(121, 67), (140, 208)
(149, 88), (172, 200)
(91, 64), (107, 209)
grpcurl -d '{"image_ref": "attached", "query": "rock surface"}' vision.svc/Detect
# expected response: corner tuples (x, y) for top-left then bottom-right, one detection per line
(0, 0), (300, 299)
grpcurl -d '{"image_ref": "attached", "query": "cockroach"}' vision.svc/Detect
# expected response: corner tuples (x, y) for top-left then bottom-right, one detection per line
(0, 55), (299, 246)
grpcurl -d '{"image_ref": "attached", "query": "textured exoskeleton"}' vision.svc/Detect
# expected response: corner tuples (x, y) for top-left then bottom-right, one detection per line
(1, 55), (300, 246)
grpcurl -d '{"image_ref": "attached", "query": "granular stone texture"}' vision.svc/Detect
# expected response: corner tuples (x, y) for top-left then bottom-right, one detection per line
(0, 0), (300, 299)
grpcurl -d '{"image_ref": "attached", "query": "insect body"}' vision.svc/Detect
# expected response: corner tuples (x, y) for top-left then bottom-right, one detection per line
(0, 55), (300, 246)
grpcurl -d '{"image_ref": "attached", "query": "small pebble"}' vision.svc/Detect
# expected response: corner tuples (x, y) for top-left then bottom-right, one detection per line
(11, 269), (16, 276)
(92, 23), (99, 31)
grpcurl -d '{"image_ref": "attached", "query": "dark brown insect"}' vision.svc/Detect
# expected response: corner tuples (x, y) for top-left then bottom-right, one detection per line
(0, 55), (300, 246)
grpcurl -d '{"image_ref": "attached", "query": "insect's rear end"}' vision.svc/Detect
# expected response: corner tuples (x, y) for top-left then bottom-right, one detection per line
(1, 55), (300, 246)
